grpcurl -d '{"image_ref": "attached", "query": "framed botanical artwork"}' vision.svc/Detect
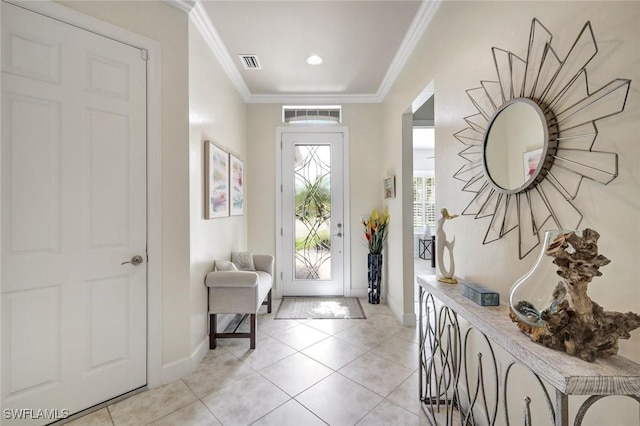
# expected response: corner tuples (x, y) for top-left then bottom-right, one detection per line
(229, 154), (244, 216)
(523, 148), (543, 181)
(204, 141), (229, 219)
(384, 176), (396, 199)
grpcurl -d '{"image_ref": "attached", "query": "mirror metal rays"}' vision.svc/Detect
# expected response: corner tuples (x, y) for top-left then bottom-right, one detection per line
(453, 18), (631, 259)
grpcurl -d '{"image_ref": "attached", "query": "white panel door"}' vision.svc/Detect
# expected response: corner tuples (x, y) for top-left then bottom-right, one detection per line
(1, 3), (147, 423)
(281, 132), (345, 296)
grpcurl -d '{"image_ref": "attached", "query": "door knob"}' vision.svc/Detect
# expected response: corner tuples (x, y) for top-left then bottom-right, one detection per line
(122, 255), (144, 266)
(333, 232), (342, 237)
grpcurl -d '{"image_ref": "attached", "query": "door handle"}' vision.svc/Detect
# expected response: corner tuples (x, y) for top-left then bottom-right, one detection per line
(122, 255), (144, 266)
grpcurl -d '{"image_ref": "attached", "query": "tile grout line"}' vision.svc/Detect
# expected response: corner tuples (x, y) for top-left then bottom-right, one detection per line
(251, 308), (401, 424)
(198, 396), (225, 426)
(98, 298), (420, 426)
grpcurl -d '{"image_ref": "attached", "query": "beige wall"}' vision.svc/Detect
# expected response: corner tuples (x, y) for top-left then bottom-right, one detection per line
(246, 104), (384, 297)
(59, 0), (192, 368)
(381, 1), (639, 423)
(188, 21), (248, 353)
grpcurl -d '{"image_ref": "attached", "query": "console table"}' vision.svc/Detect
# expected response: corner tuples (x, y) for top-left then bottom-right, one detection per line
(417, 275), (640, 426)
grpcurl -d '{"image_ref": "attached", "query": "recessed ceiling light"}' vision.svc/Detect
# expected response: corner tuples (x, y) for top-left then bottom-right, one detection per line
(306, 55), (323, 65)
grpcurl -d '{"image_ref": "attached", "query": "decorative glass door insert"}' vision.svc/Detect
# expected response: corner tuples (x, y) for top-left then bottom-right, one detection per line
(281, 132), (344, 296)
(294, 145), (332, 279)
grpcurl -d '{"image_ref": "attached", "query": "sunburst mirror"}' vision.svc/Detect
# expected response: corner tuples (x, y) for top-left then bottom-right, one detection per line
(453, 18), (631, 259)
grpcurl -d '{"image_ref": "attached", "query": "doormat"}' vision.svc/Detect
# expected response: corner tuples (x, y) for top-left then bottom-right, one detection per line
(275, 297), (366, 320)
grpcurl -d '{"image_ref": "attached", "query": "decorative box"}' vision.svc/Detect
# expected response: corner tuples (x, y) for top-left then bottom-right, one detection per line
(460, 280), (500, 306)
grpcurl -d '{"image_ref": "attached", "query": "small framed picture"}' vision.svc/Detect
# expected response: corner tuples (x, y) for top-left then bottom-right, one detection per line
(523, 148), (543, 181)
(204, 141), (229, 219)
(229, 154), (244, 216)
(384, 176), (396, 199)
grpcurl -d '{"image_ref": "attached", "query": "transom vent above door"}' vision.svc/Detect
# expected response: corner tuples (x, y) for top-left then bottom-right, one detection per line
(282, 106), (342, 124)
(239, 54), (261, 70)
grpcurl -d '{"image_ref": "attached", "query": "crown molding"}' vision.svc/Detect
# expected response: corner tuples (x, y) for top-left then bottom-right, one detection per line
(247, 93), (383, 104)
(190, 2), (251, 101)
(191, 0), (441, 104)
(165, 0), (196, 13)
(376, 0), (442, 100)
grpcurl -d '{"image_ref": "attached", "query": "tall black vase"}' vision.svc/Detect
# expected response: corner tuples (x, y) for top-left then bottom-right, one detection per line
(368, 253), (382, 304)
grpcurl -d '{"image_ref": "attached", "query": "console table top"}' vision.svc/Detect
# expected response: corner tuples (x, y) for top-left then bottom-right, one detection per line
(417, 274), (640, 395)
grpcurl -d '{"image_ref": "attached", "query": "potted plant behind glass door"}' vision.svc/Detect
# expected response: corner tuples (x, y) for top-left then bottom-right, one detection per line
(363, 208), (390, 304)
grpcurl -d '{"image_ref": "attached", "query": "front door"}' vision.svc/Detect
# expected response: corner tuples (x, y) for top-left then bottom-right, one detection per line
(1, 3), (147, 423)
(281, 131), (346, 296)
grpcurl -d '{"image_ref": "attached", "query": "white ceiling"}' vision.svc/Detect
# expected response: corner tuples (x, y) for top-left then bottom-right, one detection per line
(190, 1), (440, 103)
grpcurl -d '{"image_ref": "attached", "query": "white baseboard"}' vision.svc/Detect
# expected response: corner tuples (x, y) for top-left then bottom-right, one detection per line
(386, 291), (416, 326)
(161, 355), (193, 384)
(351, 288), (367, 298)
(160, 313), (238, 385)
(161, 336), (210, 385)
(191, 337), (209, 371)
(386, 291), (403, 322)
(402, 311), (417, 326)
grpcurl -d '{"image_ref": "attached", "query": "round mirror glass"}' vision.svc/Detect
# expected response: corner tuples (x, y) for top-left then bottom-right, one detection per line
(484, 98), (547, 192)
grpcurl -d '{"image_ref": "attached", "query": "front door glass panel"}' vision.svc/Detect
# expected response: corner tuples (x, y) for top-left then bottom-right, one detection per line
(294, 145), (332, 280)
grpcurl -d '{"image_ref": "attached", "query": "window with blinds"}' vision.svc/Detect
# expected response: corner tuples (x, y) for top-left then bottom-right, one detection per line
(413, 175), (436, 231)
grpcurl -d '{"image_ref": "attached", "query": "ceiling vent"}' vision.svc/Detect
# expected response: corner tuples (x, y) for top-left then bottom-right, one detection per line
(239, 54), (261, 70)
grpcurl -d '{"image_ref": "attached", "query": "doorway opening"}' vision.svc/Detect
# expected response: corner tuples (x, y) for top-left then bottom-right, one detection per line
(409, 82), (437, 305)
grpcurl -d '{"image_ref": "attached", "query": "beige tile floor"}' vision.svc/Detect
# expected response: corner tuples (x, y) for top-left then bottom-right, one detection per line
(67, 298), (430, 426)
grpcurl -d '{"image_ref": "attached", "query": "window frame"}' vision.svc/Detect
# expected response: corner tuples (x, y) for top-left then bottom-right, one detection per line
(413, 171), (436, 232)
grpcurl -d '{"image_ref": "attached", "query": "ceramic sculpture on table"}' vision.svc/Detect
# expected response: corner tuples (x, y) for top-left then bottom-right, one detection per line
(436, 208), (458, 284)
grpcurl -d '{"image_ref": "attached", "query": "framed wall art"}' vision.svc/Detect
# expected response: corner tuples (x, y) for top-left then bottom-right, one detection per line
(384, 176), (396, 199)
(205, 141), (229, 219)
(229, 154), (244, 216)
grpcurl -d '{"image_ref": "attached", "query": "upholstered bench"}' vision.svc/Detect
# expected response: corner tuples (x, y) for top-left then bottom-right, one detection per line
(204, 254), (274, 349)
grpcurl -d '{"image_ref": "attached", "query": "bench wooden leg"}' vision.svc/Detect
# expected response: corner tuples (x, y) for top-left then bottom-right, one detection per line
(209, 313), (217, 349)
(209, 312), (260, 349)
(250, 314), (256, 349)
(262, 290), (273, 314)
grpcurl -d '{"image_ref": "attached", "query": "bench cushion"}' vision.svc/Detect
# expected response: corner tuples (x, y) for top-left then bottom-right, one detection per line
(206, 269), (272, 314)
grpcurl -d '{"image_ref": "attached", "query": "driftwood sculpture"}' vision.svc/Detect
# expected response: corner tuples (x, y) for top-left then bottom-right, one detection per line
(510, 229), (640, 362)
